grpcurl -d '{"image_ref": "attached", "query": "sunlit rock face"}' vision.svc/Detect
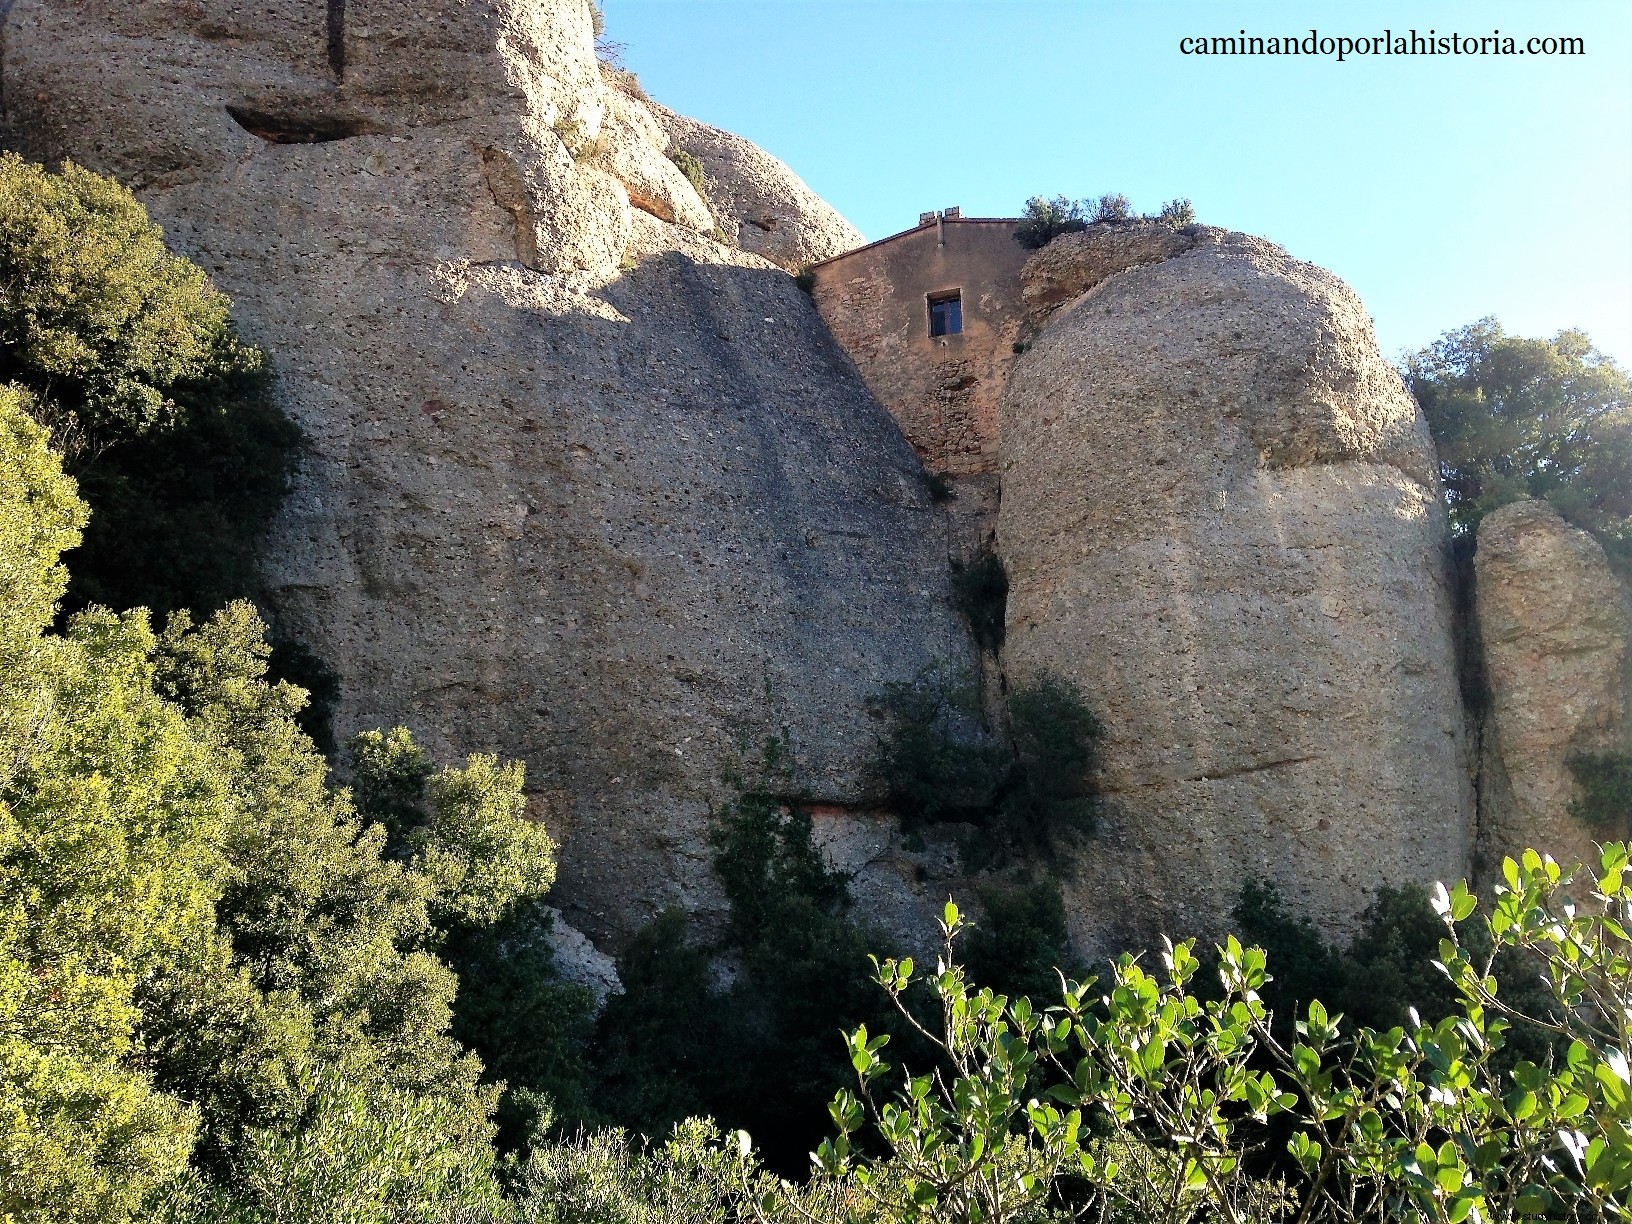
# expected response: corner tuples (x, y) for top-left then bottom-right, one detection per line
(998, 229), (1473, 956)
(1474, 499), (1630, 876)
(2, 0), (973, 949)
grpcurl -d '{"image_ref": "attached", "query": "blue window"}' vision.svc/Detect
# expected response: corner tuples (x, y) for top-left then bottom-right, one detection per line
(929, 290), (962, 337)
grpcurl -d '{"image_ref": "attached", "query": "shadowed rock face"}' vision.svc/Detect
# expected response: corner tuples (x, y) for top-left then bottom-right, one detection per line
(998, 230), (1473, 956)
(1475, 500), (1630, 873)
(2, 0), (972, 948)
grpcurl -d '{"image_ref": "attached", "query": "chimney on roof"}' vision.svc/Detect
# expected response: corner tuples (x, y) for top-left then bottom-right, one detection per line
(943, 206), (962, 219)
(918, 210), (938, 227)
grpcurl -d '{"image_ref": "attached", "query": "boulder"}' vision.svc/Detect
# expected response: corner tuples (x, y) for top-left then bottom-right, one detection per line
(1474, 499), (1629, 872)
(1019, 223), (1214, 325)
(997, 231), (1473, 956)
(649, 103), (863, 270)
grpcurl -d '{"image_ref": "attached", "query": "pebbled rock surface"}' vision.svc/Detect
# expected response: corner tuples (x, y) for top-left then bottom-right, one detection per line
(649, 103), (864, 270)
(591, 82), (714, 233)
(997, 231), (1473, 956)
(2, 0), (971, 949)
(1474, 500), (1629, 873)
(1019, 222), (1213, 326)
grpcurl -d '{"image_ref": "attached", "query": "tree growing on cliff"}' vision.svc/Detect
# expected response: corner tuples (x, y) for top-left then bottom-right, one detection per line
(0, 152), (301, 623)
(1013, 196), (1090, 249)
(1404, 318), (1632, 555)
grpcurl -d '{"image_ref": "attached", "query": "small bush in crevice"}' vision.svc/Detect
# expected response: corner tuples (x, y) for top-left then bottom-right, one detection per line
(868, 664), (1010, 827)
(793, 264), (816, 295)
(867, 664), (1101, 861)
(951, 550), (1008, 653)
(1002, 672), (1102, 846)
(1568, 749), (1632, 832)
(922, 469), (953, 502)
(666, 147), (707, 196)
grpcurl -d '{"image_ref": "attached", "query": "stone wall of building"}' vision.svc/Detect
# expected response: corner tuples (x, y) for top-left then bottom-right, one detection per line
(809, 215), (1028, 557)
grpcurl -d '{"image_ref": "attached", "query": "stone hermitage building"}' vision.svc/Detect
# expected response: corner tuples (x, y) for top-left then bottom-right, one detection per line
(810, 208), (1027, 558)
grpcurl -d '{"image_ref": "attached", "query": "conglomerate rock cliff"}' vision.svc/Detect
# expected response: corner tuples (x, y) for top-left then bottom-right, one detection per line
(0, 0), (973, 947)
(1473, 500), (1630, 874)
(8, 0), (1597, 967)
(998, 228), (1475, 956)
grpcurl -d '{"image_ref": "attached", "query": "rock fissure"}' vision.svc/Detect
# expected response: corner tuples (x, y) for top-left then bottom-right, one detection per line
(326, 0), (346, 80)
(478, 147), (541, 270)
(225, 105), (369, 144)
(1098, 753), (1321, 795)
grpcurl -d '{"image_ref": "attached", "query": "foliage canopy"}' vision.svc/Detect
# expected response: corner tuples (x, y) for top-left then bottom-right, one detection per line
(0, 153), (300, 621)
(1404, 318), (1632, 552)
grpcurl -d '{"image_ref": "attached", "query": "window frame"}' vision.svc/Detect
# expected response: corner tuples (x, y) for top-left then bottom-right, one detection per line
(927, 289), (963, 338)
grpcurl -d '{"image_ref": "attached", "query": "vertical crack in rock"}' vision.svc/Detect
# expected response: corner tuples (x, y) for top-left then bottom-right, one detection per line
(326, 0), (346, 80)
(479, 147), (540, 270)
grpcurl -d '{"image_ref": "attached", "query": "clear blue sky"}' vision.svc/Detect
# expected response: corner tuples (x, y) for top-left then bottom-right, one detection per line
(602, 0), (1632, 367)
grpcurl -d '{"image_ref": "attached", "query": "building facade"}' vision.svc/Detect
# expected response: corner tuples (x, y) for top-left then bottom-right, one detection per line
(809, 209), (1027, 555)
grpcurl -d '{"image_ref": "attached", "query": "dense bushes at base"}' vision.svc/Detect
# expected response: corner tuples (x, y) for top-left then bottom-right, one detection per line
(591, 751), (891, 1175)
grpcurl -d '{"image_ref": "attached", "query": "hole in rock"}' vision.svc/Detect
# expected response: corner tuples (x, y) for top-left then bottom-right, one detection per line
(226, 105), (368, 144)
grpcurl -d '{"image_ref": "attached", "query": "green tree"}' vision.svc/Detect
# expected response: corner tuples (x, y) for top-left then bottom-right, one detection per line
(1404, 318), (1632, 552)
(347, 727), (592, 1155)
(0, 393), (577, 1220)
(0, 392), (205, 1221)
(0, 153), (300, 621)
(594, 748), (889, 1176)
(1013, 196), (1089, 250)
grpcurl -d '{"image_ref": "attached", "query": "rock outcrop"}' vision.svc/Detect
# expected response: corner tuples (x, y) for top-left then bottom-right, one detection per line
(1474, 500), (1630, 871)
(998, 229), (1473, 955)
(1, 0), (973, 949)
(1019, 222), (1209, 325)
(650, 103), (863, 270)
(590, 83), (714, 233)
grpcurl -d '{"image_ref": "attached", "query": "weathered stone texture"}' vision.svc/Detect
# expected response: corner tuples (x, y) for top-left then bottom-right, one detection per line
(649, 102), (863, 270)
(589, 83), (714, 233)
(1474, 500), (1630, 872)
(1019, 222), (1214, 326)
(2, 0), (973, 949)
(997, 231), (1473, 956)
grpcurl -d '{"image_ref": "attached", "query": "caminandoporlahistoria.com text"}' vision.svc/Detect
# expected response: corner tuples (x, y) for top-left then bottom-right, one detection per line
(1179, 29), (1585, 62)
